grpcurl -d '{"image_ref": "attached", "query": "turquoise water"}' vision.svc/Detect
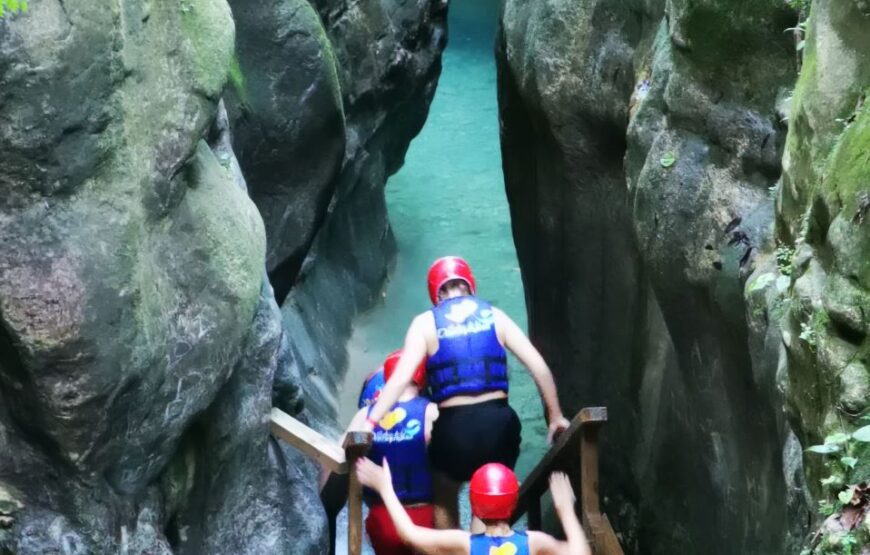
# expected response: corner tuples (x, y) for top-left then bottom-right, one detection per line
(338, 0), (547, 525)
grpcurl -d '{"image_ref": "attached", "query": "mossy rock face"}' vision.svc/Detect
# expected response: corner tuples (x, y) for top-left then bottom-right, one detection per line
(0, 0), (261, 492)
(0, 0), (287, 552)
(499, 0), (808, 552)
(771, 0), (870, 519)
(0, 0), (446, 552)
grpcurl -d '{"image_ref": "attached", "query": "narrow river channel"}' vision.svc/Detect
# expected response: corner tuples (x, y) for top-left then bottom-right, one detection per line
(337, 0), (548, 543)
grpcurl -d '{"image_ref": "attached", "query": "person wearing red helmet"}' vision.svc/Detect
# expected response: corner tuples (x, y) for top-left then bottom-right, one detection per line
(356, 458), (590, 555)
(344, 349), (439, 555)
(363, 256), (571, 529)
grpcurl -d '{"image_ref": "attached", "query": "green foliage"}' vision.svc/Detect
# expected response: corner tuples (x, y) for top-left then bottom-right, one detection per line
(809, 443), (842, 454)
(228, 54), (250, 107)
(854, 425), (870, 443)
(785, 0), (811, 13)
(0, 0), (28, 17)
(841, 457), (858, 469)
(800, 310), (829, 349)
(660, 152), (676, 168)
(776, 246), (795, 275)
(805, 418), (870, 554)
(800, 321), (817, 347)
(748, 272), (776, 293)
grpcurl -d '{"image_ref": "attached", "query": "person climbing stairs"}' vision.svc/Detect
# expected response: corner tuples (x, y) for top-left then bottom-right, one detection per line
(271, 405), (624, 555)
(356, 459), (592, 555)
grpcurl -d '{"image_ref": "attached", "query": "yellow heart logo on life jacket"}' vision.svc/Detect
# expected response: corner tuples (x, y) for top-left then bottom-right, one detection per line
(378, 407), (407, 431)
(490, 543), (517, 555)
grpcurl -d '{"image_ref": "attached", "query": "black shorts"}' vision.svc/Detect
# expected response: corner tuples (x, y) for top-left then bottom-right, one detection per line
(428, 398), (522, 482)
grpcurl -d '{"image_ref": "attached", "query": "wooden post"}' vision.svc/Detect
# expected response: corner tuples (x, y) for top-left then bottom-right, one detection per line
(579, 423), (600, 520)
(578, 411), (624, 555)
(527, 495), (542, 531)
(344, 432), (372, 555)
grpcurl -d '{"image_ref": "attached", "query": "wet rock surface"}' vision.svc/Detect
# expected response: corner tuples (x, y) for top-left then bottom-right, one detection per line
(763, 0), (870, 500)
(498, 0), (821, 552)
(0, 0), (445, 552)
(280, 0), (447, 433)
(225, 0), (346, 286)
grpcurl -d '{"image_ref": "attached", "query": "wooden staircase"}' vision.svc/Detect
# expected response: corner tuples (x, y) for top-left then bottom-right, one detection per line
(271, 406), (623, 555)
(510, 407), (623, 555)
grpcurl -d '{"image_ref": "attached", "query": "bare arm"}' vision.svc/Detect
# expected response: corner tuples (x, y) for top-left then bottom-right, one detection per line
(364, 315), (429, 429)
(494, 308), (569, 441)
(343, 408), (369, 442)
(528, 473), (590, 555)
(356, 458), (469, 555)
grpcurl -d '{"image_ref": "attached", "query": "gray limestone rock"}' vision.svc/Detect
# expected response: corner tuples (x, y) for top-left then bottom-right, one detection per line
(281, 0), (447, 429)
(498, 0), (809, 552)
(0, 0), (448, 552)
(0, 0), (313, 552)
(225, 0), (346, 289)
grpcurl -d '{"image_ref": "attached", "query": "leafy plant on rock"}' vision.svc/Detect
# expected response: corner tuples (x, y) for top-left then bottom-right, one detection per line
(776, 246), (796, 276)
(804, 417), (870, 554)
(799, 310), (830, 350)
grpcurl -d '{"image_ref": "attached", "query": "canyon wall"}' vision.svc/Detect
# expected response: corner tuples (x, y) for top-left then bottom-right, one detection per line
(497, 0), (826, 552)
(0, 0), (445, 552)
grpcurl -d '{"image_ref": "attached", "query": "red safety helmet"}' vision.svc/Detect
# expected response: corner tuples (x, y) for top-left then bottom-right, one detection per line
(383, 349), (426, 389)
(469, 463), (519, 520)
(426, 256), (476, 305)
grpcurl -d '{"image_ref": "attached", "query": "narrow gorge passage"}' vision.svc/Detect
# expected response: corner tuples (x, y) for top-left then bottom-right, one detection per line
(338, 0), (549, 479)
(2, 0), (867, 552)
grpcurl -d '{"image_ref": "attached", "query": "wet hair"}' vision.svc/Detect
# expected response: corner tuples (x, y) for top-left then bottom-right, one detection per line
(438, 279), (471, 300)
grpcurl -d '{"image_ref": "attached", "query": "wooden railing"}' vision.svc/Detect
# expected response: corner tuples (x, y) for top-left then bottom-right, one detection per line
(272, 405), (623, 555)
(511, 407), (623, 555)
(270, 408), (372, 555)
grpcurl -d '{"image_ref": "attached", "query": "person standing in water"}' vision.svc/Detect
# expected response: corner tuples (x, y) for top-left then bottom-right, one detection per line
(357, 458), (591, 555)
(363, 256), (571, 529)
(345, 349), (439, 555)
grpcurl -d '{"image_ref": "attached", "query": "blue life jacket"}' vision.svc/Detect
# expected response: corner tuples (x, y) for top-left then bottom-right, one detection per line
(358, 368), (385, 409)
(425, 295), (509, 403)
(470, 532), (530, 555)
(364, 396), (432, 505)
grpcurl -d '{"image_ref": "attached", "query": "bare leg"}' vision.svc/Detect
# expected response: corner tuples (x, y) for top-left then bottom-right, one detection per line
(432, 471), (462, 529)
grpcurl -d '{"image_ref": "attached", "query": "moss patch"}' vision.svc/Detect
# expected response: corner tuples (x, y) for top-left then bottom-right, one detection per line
(180, 0), (235, 98)
(825, 97), (870, 215)
(228, 53), (248, 105)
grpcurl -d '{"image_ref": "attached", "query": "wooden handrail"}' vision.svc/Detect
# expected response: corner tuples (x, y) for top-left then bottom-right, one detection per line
(511, 407), (623, 555)
(272, 405), (622, 555)
(271, 408), (348, 473)
(270, 408), (371, 555)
